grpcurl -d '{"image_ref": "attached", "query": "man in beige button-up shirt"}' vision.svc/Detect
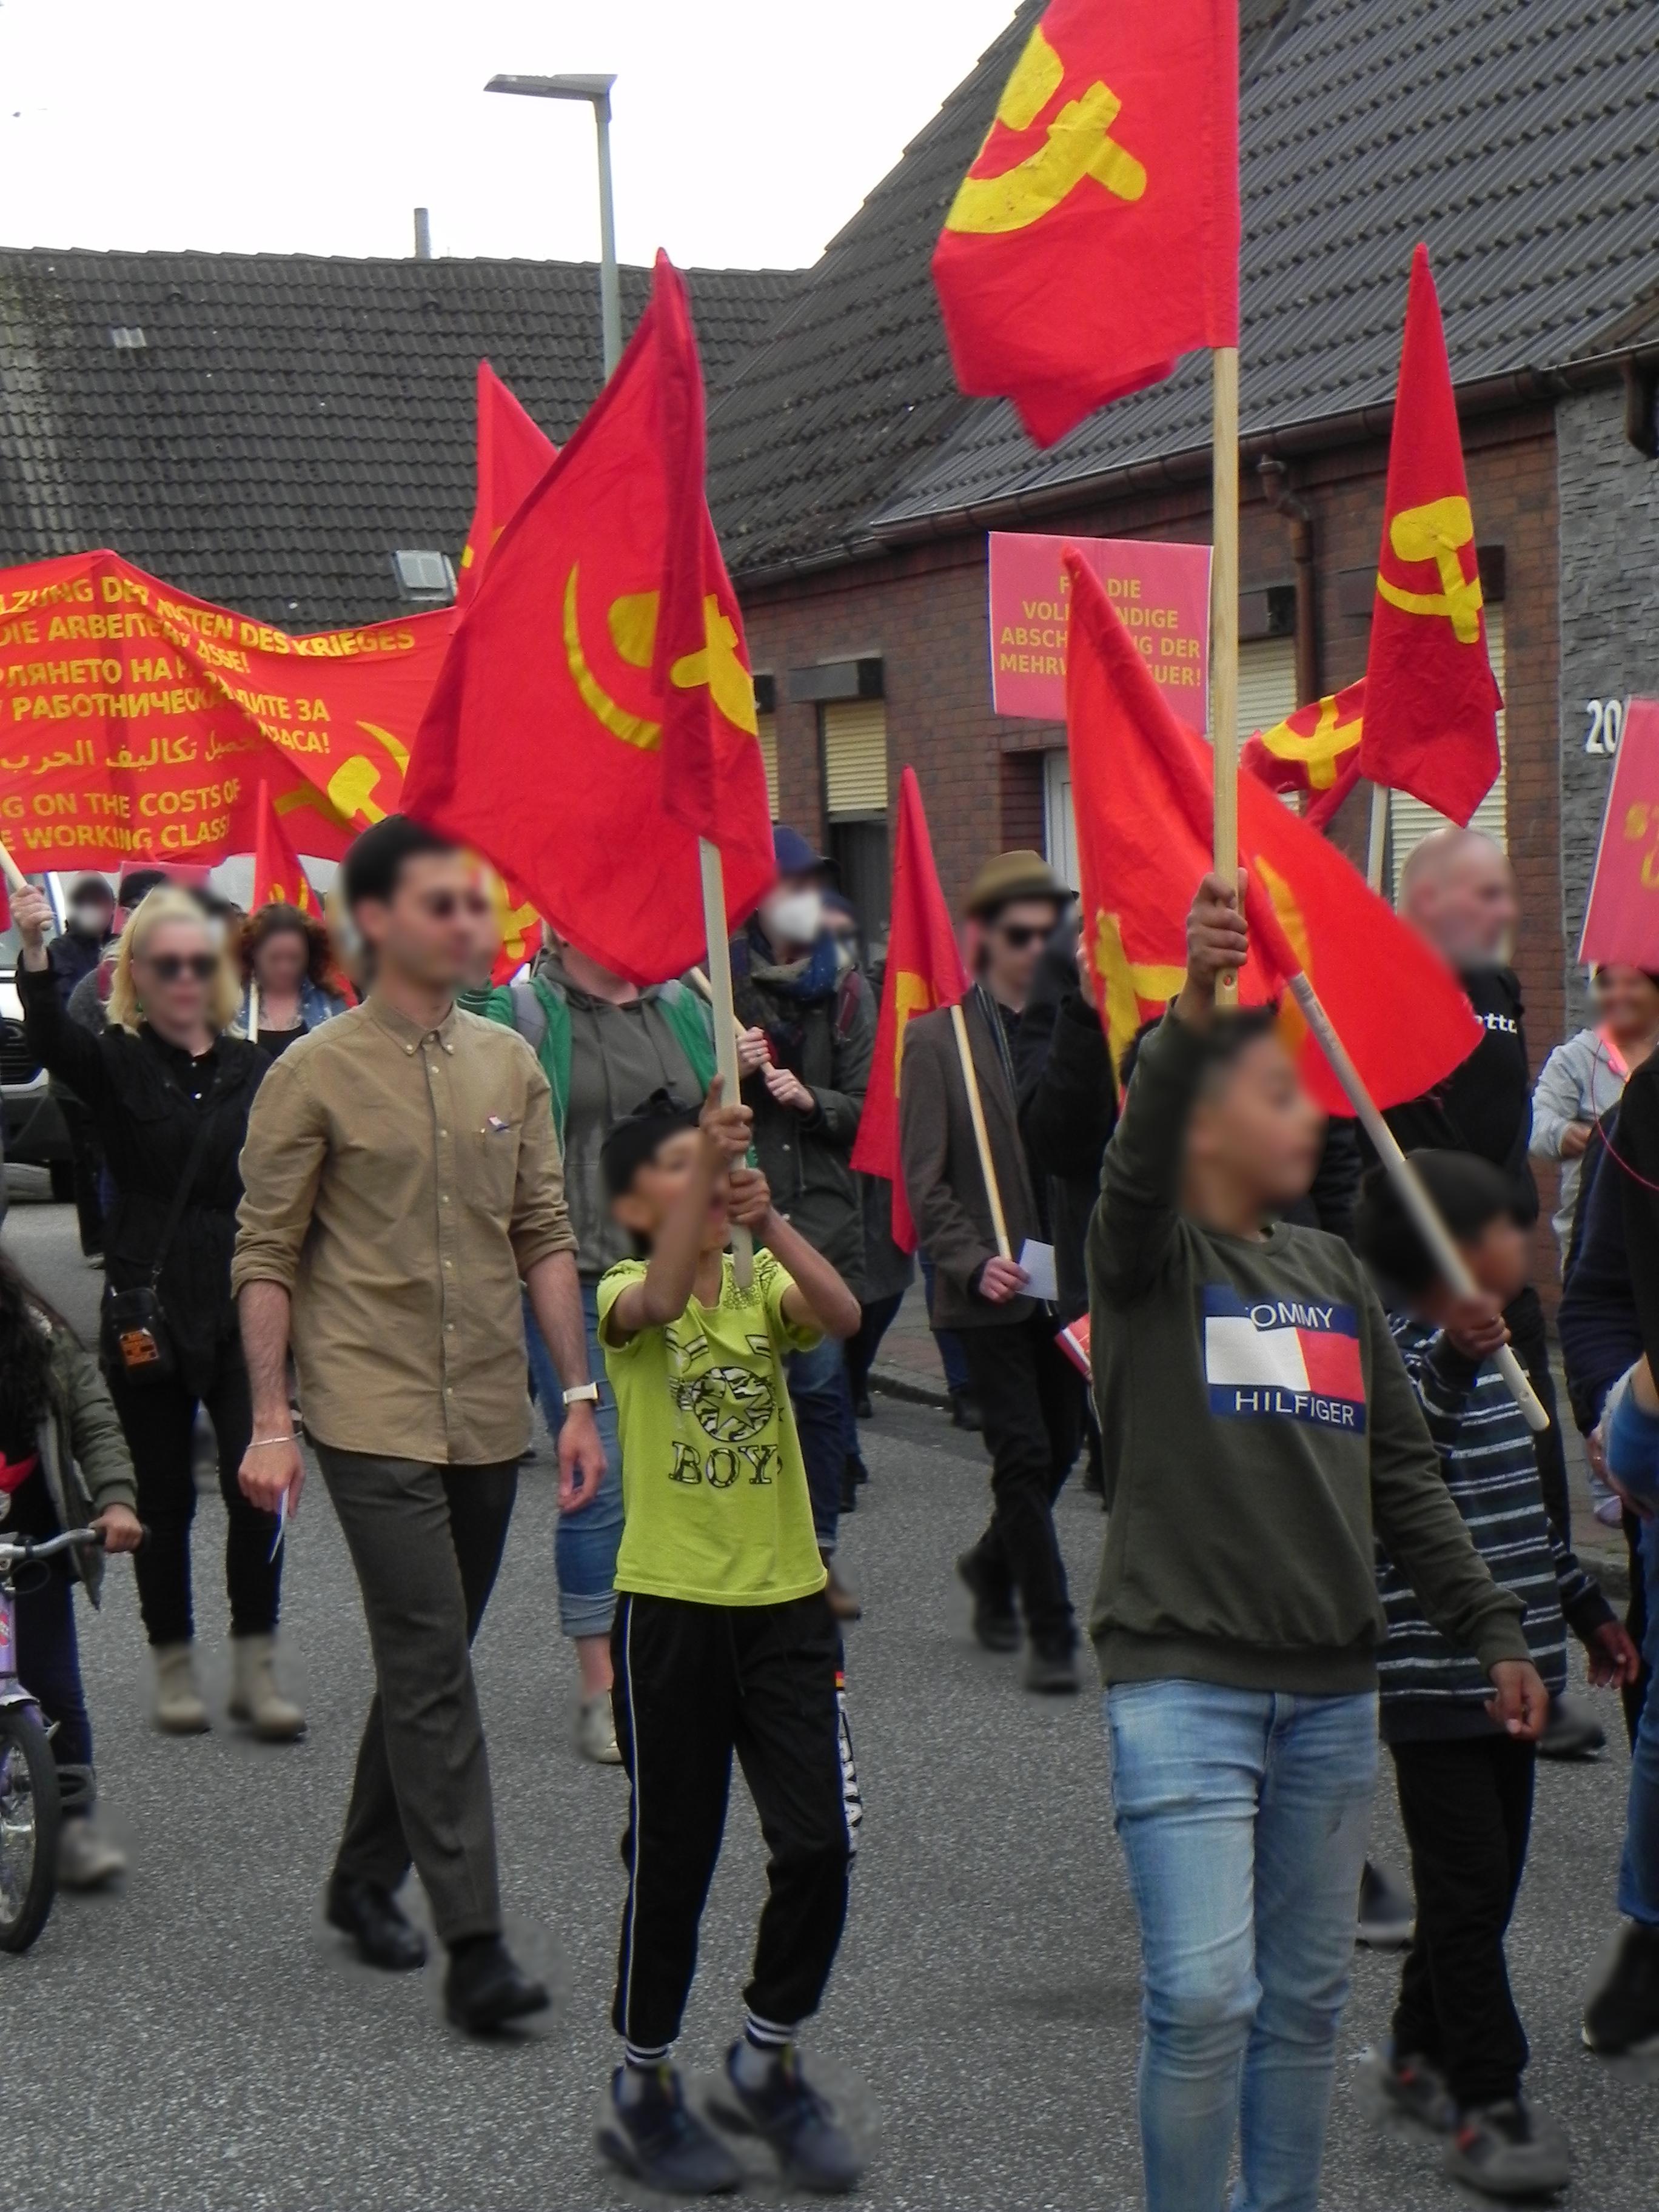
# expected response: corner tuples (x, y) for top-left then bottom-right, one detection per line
(234, 817), (603, 2036)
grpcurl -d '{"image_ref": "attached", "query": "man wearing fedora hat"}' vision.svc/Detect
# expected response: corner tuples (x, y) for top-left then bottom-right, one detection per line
(899, 850), (1084, 1693)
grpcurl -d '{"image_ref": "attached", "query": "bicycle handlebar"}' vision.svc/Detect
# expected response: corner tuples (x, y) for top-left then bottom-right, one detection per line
(0, 1523), (150, 1566)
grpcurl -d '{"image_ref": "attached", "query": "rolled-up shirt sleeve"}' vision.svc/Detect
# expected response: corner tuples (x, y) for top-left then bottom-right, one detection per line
(509, 1059), (577, 1276)
(232, 1053), (328, 1298)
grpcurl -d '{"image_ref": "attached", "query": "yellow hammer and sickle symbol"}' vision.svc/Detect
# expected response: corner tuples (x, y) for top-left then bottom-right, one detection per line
(1265, 697), (1364, 791)
(1254, 856), (1314, 1061)
(1094, 912), (1185, 1079)
(563, 567), (760, 751)
(1376, 495), (1484, 644)
(946, 26), (1147, 236)
(891, 972), (931, 1093)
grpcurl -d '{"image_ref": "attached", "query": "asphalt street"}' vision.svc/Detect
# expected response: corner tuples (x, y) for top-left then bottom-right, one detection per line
(3, 1184), (1655, 2212)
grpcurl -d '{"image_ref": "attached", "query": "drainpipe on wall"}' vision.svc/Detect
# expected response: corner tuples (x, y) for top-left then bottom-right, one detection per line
(1256, 455), (1319, 706)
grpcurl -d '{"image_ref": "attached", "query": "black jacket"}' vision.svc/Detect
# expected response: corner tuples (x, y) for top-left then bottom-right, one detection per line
(730, 925), (874, 1295)
(20, 961), (267, 1389)
(47, 926), (107, 1007)
(1014, 945), (1116, 1321)
(1373, 965), (1537, 1225)
(1557, 1106), (1641, 1435)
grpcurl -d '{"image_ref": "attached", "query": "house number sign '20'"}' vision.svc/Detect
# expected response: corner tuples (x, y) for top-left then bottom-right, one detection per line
(1585, 699), (1629, 756)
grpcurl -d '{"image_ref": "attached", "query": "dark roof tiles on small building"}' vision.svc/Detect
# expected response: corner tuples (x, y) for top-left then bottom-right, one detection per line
(0, 249), (799, 627)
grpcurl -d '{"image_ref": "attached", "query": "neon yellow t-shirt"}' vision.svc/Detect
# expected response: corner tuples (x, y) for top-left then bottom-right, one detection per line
(597, 1247), (829, 1607)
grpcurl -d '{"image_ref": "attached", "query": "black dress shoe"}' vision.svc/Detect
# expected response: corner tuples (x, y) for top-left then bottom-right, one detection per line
(957, 1550), (1020, 1652)
(443, 1936), (551, 2033)
(325, 1875), (427, 1971)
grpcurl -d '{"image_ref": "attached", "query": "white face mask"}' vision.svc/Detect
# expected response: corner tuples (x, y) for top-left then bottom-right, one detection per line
(70, 902), (110, 934)
(762, 888), (824, 948)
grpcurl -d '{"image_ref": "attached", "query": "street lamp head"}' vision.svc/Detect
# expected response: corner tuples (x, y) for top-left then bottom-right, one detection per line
(485, 72), (617, 106)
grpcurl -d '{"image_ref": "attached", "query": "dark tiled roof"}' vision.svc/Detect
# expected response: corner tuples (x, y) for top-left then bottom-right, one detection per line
(0, 249), (799, 628)
(709, 0), (1659, 572)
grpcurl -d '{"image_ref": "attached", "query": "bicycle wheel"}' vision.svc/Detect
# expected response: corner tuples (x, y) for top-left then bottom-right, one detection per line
(0, 1703), (61, 1954)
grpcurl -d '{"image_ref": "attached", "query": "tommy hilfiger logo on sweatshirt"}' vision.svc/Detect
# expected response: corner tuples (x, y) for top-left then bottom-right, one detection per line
(1202, 1286), (1368, 1433)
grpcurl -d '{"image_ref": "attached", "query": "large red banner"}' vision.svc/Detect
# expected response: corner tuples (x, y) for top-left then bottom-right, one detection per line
(988, 531), (1210, 730)
(1578, 700), (1659, 970)
(0, 551), (456, 867)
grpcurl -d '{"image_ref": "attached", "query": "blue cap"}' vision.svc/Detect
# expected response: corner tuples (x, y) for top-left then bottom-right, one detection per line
(773, 824), (828, 877)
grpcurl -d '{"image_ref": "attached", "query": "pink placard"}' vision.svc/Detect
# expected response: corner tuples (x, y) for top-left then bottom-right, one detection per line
(988, 532), (1212, 730)
(1579, 699), (1659, 970)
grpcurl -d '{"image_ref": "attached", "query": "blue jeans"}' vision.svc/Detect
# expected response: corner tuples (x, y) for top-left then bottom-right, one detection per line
(919, 1252), (970, 1396)
(525, 1282), (624, 1641)
(1618, 1517), (1659, 1925)
(786, 1333), (850, 1556)
(1105, 1678), (1378, 2212)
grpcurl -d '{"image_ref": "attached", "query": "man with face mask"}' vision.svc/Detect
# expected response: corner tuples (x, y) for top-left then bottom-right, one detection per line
(1384, 827), (1598, 1761)
(729, 828), (875, 1601)
(899, 852), (1084, 1695)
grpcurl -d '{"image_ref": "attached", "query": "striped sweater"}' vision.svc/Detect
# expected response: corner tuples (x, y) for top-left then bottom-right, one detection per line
(1375, 1315), (1614, 1742)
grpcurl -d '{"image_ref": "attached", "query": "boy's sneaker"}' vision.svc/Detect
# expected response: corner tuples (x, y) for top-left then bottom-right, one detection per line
(1444, 2099), (1572, 2198)
(957, 1550), (1019, 1652)
(1583, 1922), (1659, 2056)
(709, 2043), (864, 2194)
(1356, 1858), (1415, 1949)
(1372, 2048), (1456, 2132)
(598, 2065), (742, 2196)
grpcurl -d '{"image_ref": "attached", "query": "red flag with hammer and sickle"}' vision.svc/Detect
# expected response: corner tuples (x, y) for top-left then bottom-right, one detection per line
(455, 362), (557, 609)
(1065, 550), (1479, 1113)
(250, 777), (319, 916)
(403, 252), (774, 985)
(1358, 245), (1502, 825)
(932, 0), (1239, 448)
(850, 766), (968, 1250)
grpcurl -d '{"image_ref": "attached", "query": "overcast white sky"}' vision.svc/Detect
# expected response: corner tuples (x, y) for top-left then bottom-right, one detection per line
(0, 0), (1018, 271)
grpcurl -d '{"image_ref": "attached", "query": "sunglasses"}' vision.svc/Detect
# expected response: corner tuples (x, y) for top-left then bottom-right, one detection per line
(995, 922), (1049, 950)
(142, 952), (219, 983)
(417, 890), (494, 920)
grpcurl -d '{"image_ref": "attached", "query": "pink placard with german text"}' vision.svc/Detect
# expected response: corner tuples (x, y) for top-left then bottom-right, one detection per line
(988, 532), (1212, 730)
(1579, 699), (1659, 970)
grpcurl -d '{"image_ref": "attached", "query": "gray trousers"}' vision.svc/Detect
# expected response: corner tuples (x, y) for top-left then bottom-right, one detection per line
(314, 1444), (518, 1945)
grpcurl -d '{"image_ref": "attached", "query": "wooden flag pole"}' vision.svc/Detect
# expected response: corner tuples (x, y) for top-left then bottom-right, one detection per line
(0, 837), (28, 900)
(247, 979), (261, 1043)
(1366, 782), (1390, 895)
(950, 1003), (1013, 1262)
(1280, 965), (1548, 1432)
(1210, 346), (1241, 1005)
(688, 965), (749, 1049)
(698, 837), (754, 1290)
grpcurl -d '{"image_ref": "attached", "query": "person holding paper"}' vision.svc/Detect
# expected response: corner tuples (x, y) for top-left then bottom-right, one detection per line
(899, 850), (1082, 1694)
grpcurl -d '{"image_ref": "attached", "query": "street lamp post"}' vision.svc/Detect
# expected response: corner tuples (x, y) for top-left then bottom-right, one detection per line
(486, 72), (622, 379)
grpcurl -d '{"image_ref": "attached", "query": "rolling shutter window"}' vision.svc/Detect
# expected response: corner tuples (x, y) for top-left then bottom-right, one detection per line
(1236, 634), (1299, 749)
(822, 699), (888, 818)
(756, 711), (779, 819)
(1389, 604), (1507, 897)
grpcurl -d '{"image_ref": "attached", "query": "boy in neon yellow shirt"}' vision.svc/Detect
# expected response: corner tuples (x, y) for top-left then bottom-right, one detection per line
(595, 1079), (865, 2198)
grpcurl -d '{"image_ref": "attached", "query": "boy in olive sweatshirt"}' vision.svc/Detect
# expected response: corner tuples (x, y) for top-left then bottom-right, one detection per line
(1087, 874), (1544, 2212)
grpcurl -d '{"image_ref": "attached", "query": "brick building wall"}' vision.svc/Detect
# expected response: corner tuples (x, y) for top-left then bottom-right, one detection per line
(741, 404), (1566, 1059)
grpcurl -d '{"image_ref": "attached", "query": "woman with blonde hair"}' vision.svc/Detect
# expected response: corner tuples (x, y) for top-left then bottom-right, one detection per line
(14, 880), (302, 1741)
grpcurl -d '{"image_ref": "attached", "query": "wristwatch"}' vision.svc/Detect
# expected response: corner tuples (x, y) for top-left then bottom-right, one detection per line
(561, 1382), (601, 1407)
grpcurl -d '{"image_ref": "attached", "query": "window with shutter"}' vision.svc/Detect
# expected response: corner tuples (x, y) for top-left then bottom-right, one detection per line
(821, 700), (888, 819)
(1389, 605), (1507, 897)
(756, 712), (779, 820)
(1236, 635), (1299, 749)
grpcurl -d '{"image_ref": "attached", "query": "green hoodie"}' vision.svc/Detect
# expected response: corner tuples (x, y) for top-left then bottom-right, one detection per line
(1086, 1010), (1529, 1697)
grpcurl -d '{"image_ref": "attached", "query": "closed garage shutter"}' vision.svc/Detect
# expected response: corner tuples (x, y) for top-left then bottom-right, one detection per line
(1236, 634), (1299, 748)
(1389, 605), (1507, 897)
(756, 711), (779, 819)
(822, 699), (888, 818)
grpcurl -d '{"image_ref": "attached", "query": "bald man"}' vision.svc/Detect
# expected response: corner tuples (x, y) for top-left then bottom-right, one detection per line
(1382, 832), (1589, 1732)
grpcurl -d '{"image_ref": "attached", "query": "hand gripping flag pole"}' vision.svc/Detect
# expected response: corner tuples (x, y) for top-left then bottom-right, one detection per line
(699, 838), (754, 1292)
(1246, 883), (1547, 1433)
(1211, 344), (1241, 1005)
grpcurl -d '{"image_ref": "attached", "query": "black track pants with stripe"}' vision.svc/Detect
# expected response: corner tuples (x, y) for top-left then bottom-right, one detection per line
(610, 1589), (859, 2051)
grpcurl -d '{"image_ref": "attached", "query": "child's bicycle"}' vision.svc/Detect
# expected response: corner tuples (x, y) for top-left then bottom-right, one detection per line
(0, 1524), (108, 1954)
